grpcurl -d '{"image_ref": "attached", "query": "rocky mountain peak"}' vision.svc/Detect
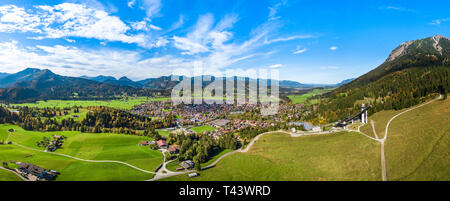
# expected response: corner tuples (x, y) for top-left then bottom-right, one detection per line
(386, 40), (414, 62)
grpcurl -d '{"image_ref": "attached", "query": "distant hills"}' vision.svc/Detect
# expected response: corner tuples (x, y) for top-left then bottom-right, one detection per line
(0, 68), (157, 102)
(0, 67), (353, 102)
(319, 34), (450, 122)
(80, 74), (351, 89)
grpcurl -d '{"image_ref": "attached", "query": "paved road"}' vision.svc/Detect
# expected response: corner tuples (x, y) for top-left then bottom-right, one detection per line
(0, 166), (28, 181)
(147, 150), (194, 181)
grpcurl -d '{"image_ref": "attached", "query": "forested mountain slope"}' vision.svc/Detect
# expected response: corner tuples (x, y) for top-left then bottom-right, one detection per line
(316, 35), (450, 122)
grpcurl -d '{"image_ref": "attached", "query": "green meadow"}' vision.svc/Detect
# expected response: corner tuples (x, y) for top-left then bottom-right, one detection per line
(10, 97), (170, 110)
(190, 125), (216, 133)
(0, 124), (163, 181)
(0, 168), (22, 181)
(163, 131), (381, 181)
(360, 96), (450, 180)
(0, 145), (153, 181)
(157, 129), (172, 137)
(288, 88), (334, 104)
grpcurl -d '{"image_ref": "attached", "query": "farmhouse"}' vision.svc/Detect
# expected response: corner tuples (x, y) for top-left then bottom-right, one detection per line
(168, 145), (180, 154)
(180, 160), (195, 169)
(139, 141), (149, 146)
(17, 162), (56, 181)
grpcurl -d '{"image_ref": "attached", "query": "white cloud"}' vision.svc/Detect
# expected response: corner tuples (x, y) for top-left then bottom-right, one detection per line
(293, 48), (307, 54)
(380, 6), (414, 12)
(128, 0), (136, 8)
(268, 2), (282, 21)
(329, 46), (338, 50)
(142, 0), (161, 17)
(264, 35), (314, 44)
(65, 38), (76, 43)
(172, 14), (215, 55)
(269, 64), (283, 68)
(0, 40), (186, 79)
(170, 13), (280, 73)
(429, 18), (450, 26)
(167, 15), (184, 32)
(130, 19), (162, 31)
(0, 5), (42, 33)
(0, 3), (162, 49)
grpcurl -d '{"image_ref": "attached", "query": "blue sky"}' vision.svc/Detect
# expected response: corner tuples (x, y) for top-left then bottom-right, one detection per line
(0, 0), (449, 84)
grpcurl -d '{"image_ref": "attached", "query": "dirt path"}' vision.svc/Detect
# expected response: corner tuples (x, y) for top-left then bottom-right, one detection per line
(380, 141), (386, 181)
(352, 95), (442, 181)
(12, 143), (157, 174)
(5, 131), (12, 143)
(370, 120), (379, 139)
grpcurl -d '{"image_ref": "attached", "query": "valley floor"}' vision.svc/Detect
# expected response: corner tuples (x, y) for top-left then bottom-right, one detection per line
(162, 96), (449, 181)
(1, 96), (448, 181)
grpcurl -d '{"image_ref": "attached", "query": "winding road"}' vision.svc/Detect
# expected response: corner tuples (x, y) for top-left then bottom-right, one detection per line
(6, 95), (441, 181)
(12, 143), (157, 174)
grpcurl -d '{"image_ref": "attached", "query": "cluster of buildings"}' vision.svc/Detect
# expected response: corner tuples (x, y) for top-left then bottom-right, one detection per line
(202, 119), (273, 139)
(131, 101), (259, 126)
(139, 139), (180, 154)
(46, 135), (65, 152)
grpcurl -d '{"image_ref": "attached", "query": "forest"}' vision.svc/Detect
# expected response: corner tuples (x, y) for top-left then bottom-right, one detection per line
(0, 106), (176, 135)
(311, 66), (449, 123)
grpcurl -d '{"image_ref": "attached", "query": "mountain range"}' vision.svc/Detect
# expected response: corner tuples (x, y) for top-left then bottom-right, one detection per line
(2, 34), (447, 104)
(0, 67), (353, 102)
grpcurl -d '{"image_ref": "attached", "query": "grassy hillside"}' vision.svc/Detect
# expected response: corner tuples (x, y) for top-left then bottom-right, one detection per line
(360, 96), (450, 180)
(191, 125), (216, 133)
(0, 168), (22, 181)
(288, 88), (334, 104)
(0, 145), (153, 181)
(163, 132), (381, 181)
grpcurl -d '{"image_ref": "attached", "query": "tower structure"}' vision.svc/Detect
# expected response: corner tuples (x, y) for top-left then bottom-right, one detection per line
(361, 104), (367, 124)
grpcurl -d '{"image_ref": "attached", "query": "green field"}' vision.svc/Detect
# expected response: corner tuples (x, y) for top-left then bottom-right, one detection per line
(360, 96), (450, 180)
(10, 97), (170, 110)
(0, 124), (164, 181)
(163, 131), (381, 181)
(200, 149), (232, 167)
(53, 108), (89, 122)
(190, 125), (216, 133)
(166, 159), (181, 172)
(157, 129), (172, 137)
(0, 168), (22, 181)
(0, 145), (153, 181)
(288, 88), (334, 104)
